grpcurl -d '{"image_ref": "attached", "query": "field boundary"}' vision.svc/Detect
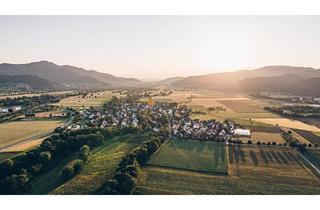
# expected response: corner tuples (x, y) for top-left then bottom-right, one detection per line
(144, 163), (228, 176)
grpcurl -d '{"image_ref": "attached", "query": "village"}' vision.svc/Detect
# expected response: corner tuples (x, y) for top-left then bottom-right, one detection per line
(66, 96), (248, 143)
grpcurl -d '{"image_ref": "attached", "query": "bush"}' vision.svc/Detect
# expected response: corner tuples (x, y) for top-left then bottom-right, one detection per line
(61, 166), (75, 180)
(73, 159), (84, 174)
(30, 164), (42, 175)
(114, 172), (137, 194)
(272, 141), (277, 145)
(257, 141), (261, 145)
(0, 159), (14, 178)
(247, 140), (252, 144)
(39, 151), (51, 164)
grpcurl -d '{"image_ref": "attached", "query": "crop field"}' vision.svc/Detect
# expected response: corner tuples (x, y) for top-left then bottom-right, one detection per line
(56, 91), (112, 108)
(293, 129), (320, 145)
(147, 139), (227, 174)
(0, 120), (62, 149)
(240, 132), (284, 144)
(217, 99), (267, 113)
(252, 118), (320, 132)
(136, 145), (320, 194)
(50, 133), (152, 195)
(0, 138), (44, 153)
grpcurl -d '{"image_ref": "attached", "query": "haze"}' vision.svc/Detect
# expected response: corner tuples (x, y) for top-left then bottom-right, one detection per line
(0, 16), (320, 81)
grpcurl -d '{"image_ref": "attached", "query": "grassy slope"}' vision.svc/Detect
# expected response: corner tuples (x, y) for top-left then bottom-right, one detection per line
(50, 133), (151, 195)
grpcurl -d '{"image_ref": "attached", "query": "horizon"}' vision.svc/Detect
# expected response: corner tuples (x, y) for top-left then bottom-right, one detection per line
(1, 16), (320, 80)
(2, 60), (320, 82)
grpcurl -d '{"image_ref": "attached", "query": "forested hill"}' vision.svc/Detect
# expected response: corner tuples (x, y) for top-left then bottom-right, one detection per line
(0, 75), (61, 91)
(0, 61), (141, 88)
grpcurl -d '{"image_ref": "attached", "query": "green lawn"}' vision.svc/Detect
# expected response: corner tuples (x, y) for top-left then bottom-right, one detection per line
(147, 138), (227, 174)
(50, 132), (152, 195)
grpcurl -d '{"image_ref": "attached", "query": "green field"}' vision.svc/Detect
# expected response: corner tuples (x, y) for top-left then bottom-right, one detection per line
(49, 133), (152, 195)
(55, 91), (112, 108)
(137, 144), (320, 194)
(136, 166), (320, 195)
(147, 139), (227, 174)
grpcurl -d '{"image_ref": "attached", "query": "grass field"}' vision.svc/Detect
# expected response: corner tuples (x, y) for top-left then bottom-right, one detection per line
(50, 133), (152, 195)
(55, 91), (112, 108)
(136, 144), (320, 194)
(0, 120), (62, 150)
(147, 139), (227, 174)
(252, 118), (320, 132)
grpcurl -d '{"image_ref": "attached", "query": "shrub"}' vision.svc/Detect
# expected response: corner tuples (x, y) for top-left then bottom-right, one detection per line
(73, 159), (84, 174)
(272, 142), (277, 145)
(247, 140), (252, 144)
(30, 164), (42, 176)
(61, 166), (75, 180)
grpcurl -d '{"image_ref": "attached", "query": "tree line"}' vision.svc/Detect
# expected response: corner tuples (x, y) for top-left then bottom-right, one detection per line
(0, 126), (139, 194)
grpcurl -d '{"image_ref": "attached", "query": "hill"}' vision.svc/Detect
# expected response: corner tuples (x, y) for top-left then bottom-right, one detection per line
(0, 61), (141, 88)
(172, 66), (320, 96)
(0, 75), (61, 91)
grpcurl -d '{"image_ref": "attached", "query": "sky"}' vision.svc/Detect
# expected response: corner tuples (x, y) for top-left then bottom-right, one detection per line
(0, 16), (320, 81)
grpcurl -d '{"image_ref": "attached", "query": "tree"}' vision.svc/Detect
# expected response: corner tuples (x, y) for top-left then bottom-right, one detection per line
(80, 145), (90, 154)
(30, 164), (42, 175)
(114, 172), (137, 194)
(0, 159), (14, 178)
(272, 142), (277, 145)
(257, 141), (261, 145)
(39, 151), (51, 164)
(2, 174), (31, 194)
(61, 166), (75, 180)
(247, 140), (253, 144)
(73, 159), (84, 174)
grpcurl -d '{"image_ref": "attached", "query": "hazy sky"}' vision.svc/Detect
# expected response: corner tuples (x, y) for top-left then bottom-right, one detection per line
(0, 16), (320, 80)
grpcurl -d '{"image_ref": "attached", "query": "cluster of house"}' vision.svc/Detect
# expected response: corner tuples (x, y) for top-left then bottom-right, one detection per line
(65, 98), (251, 143)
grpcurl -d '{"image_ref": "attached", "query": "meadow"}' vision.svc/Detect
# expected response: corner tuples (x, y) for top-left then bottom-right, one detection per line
(55, 91), (112, 108)
(147, 138), (227, 174)
(0, 120), (62, 150)
(49, 133), (152, 195)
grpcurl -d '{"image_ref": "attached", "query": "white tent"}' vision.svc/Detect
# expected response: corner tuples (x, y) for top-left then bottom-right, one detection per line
(234, 128), (251, 137)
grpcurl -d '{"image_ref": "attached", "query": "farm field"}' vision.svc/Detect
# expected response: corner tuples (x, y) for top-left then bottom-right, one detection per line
(252, 118), (320, 132)
(50, 133), (152, 195)
(55, 91), (112, 108)
(293, 129), (320, 145)
(136, 145), (320, 194)
(281, 128), (311, 144)
(240, 132), (284, 144)
(0, 138), (43, 153)
(147, 139), (227, 174)
(0, 120), (62, 149)
(217, 99), (266, 113)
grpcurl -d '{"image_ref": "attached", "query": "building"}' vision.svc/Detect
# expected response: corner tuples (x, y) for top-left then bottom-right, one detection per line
(234, 128), (251, 137)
